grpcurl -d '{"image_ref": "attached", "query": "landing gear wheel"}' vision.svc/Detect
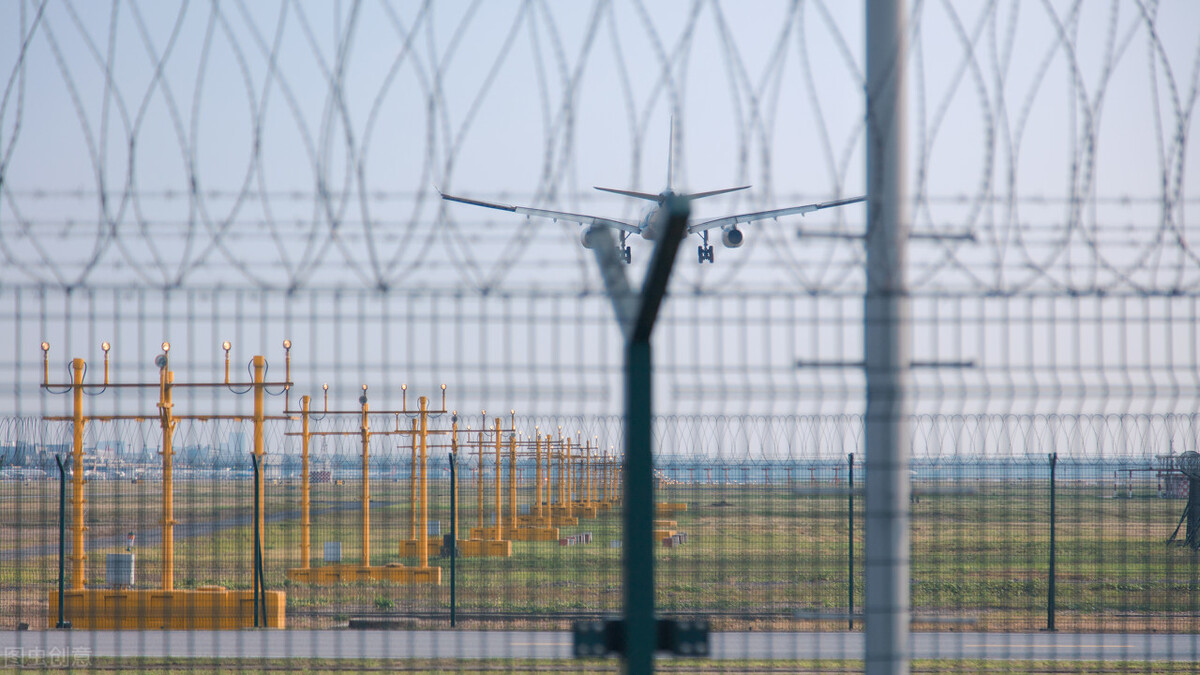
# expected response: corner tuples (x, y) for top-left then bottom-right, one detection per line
(698, 231), (715, 263)
(623, 246), (632, 264)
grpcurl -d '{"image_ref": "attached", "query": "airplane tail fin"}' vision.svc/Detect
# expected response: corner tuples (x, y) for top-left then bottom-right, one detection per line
(667, 115), (675, 192)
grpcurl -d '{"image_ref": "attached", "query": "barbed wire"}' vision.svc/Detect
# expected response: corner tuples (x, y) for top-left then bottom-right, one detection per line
(0, 0), (1195, 294)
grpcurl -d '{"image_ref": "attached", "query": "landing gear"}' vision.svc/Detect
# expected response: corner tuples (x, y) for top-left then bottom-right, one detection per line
(620, 232), (632, 264)
(698, 231), (714, 263)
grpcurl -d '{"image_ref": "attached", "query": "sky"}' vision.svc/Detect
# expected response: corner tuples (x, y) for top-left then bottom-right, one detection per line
(2, 0), (1196, 294)
(3, 1), (1200, 455)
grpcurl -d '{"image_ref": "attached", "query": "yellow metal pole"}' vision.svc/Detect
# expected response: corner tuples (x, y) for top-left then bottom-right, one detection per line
(361, 394), (370, 567)
(160, 366), (176, 591)
(418, 396), (429, 568)
(301, 396), (311, 569)
(409, 418), (418, 542)
(585, 440), (592, 506)
(477, 417), (484, 532)
(556, 437), (564, 508)
(493, 418), (502, 536)
(535, 435), (543, 521)
(565, 438), (573, 518)
(508, 432), (516, 533)
(603, 451), (608, 503)
(607, 451), (613, 503)
(252, 355), (265, 594)
(70, 358), (86, 590)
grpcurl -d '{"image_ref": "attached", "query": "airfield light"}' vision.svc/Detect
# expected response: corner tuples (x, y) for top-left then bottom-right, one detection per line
(101, 342), (111, 385)
(41, 341), (50, 385)
(283, 340), (292, 397)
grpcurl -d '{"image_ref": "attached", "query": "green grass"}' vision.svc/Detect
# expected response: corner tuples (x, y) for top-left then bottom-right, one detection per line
(4, 478), (1200, 632)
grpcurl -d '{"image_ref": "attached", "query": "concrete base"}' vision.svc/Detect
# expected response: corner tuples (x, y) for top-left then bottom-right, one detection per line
(513, 514), (555, 528)
(572, 504), (599, 519)
(286, 564), (440, 585)
(47, 587), (285, 629)
(656, 502), (688, 516)
(654, 519), (678, 529)
(652, 528), (677, 541)
(457, 539), (512, 557)
(467, 526), (505, 540)
(397, 539), (443, 558)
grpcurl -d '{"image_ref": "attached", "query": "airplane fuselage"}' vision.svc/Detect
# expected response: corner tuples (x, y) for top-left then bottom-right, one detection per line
(635, 191), (676, 241)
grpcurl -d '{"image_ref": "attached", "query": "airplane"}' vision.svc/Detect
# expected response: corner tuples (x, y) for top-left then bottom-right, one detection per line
(437, 125), (865, 263)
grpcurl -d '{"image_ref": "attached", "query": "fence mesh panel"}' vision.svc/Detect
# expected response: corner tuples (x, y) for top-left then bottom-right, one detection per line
(3, 0), (1200, 672)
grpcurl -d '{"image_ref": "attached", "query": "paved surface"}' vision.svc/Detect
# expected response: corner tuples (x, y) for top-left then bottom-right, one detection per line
(3, 630), (1198, 662)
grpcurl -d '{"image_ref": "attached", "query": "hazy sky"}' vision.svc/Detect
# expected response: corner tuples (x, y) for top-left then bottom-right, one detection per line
(3, 2), (1200, 456)
(2, 0), (1196, 294)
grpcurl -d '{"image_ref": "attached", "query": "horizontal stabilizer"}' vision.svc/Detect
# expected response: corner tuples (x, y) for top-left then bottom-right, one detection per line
(685, 186), (751, 200)
(594, 186), (662, 201)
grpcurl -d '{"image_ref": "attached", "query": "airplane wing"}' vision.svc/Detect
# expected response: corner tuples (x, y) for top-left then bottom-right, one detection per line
(439, 189), (641, 234)
(687, 195), (866, 234)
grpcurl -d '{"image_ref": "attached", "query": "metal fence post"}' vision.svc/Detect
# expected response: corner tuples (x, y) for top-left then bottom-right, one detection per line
(848, 452), (855, 631)
(623, 197), (689, 673)
(450, 451), (457, 628)
(865, 0), (911, 671)
(1047, 452), (1057, 632)
(55, 454), (69, 629)
(251, 453), (263, 628)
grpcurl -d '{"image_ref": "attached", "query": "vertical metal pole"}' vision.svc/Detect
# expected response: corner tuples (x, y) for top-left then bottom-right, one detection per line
(478, 423), (485, 532)
(252, 453), (261, 628)
(508, 433), (517, 534)
(624, 339), (655, 673)
(411, 418), (418, 541)
(361, 397), (371, 567)
(621, 196), (690, 675)
(160, 367), (175, 591)
(536, 435), (544, 521)
(565, 438), (574, 519)
(557, 436), (565, 508)
(449, 451), (457, 627)
(70, 359), (86, 590)
(252, 356), (266, 598)
(300, 396), (311, 569)
(452, 418), (460, 542)
(419, 397), (430, 568)
(865, 1), (910, 671)
(56, 455), (68, 628)
(494, 417), (502, 537)
(849, 452), (855, 630)
(1047, 452), (1057, 631)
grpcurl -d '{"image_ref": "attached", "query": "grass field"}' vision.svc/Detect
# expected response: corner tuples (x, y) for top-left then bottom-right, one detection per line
(3, 472), (1199, 633)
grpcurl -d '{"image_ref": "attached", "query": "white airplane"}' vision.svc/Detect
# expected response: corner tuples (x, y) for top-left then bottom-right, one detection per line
(438, 127), (865, 263)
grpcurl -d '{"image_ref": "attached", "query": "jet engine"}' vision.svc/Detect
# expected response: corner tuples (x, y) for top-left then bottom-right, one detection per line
(721, 227), (744, 248)
(580, 225), (600, 249)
